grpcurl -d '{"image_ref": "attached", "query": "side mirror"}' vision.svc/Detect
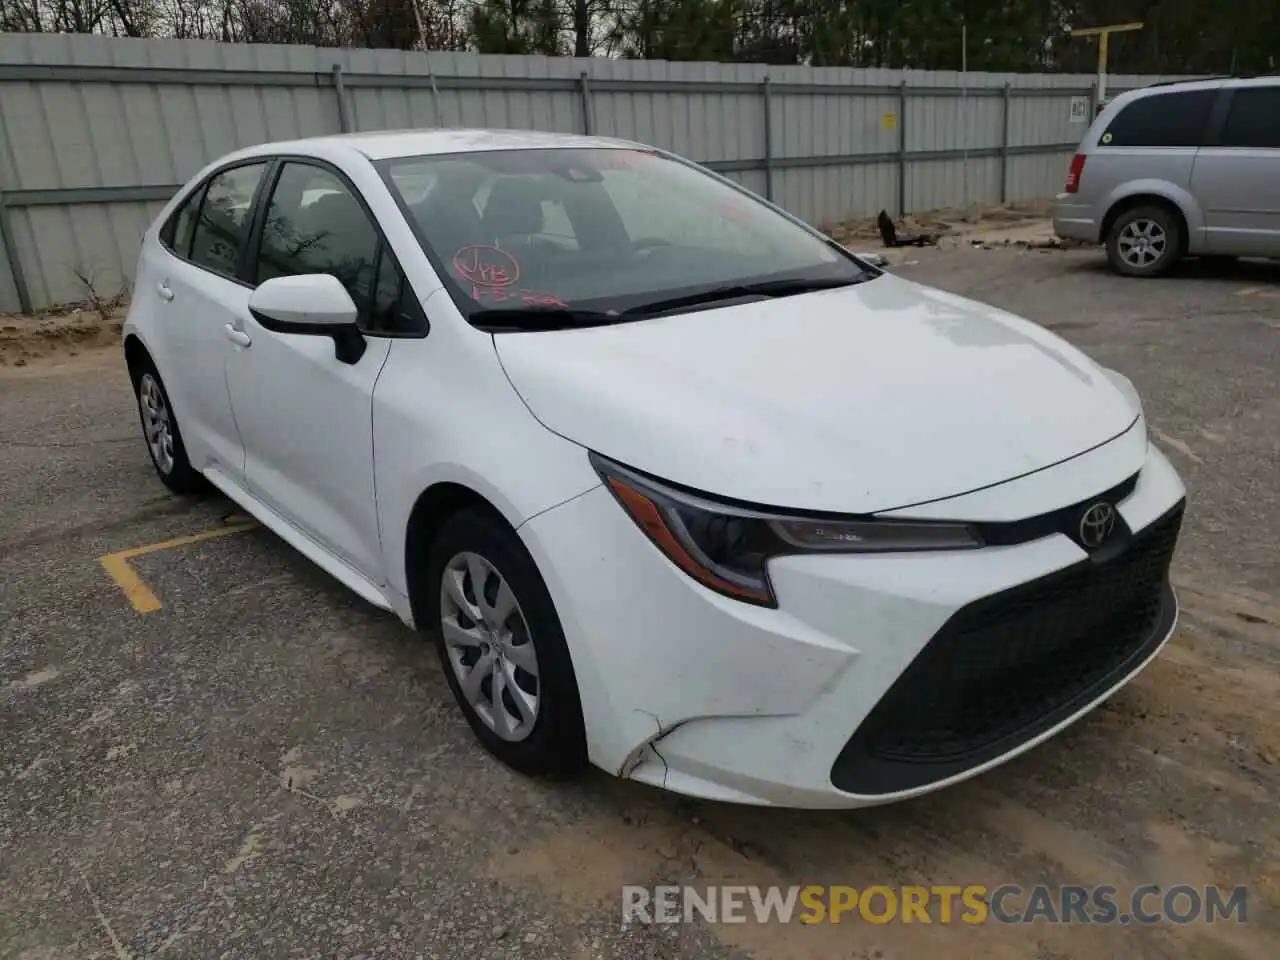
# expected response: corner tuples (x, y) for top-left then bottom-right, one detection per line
(248, 274), (367, 364)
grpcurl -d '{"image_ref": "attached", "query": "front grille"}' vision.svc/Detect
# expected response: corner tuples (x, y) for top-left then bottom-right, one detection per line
(831, 501), (1183, 796)
(973, 470), (1139, 548)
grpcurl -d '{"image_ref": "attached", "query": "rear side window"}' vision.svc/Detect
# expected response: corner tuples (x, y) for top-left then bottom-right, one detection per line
(1098, 90), (1218, 148)
(161, 186), (203, 258)
(189, 162), (269, 278)
(1221, 87), (1280, 148)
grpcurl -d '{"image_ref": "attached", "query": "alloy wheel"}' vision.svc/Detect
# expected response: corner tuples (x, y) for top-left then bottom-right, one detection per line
(439, 551), (541, 741)
(1117, 219), (1168, 269)
(139, 373), (175, 475)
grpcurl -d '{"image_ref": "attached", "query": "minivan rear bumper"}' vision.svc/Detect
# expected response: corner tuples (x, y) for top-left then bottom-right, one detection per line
(1052, 197), (1100, 244)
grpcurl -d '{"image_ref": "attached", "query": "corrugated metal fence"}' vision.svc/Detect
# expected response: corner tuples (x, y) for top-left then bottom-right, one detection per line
(0, 33), (1174, 313)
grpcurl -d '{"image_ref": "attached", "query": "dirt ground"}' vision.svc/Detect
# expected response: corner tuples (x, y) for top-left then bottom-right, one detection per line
(2, 242), (1278, 959)
(822, 200), (1062, 249)
(0, 305), (126, 369)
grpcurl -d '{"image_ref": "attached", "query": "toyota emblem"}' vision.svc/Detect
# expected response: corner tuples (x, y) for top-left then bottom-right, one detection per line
(1079, 502), (1117, 548)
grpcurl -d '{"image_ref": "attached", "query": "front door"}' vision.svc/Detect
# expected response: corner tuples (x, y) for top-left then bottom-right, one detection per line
(223, 160), (405, 582)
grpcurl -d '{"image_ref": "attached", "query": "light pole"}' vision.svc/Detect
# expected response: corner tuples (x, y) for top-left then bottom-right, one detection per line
(1067, 21), (1144, 112)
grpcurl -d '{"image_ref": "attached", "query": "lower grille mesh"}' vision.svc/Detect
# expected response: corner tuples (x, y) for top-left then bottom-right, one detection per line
(832, 502), (1183, 793)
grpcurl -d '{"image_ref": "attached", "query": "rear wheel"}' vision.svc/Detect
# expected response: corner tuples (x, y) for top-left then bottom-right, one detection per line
(424, 508), (588, 777)
(132, 361), (203, 494)
(1106, 204), (1182, 277)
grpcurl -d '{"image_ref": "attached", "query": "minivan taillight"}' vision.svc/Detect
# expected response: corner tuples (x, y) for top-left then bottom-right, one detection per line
(1064, 153), (1086, 193)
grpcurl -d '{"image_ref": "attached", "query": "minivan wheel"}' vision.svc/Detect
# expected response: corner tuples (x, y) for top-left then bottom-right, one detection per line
(424, 507), (588, 778)
(133, 363), (204, 494)
(1106, 205), (1182, 277)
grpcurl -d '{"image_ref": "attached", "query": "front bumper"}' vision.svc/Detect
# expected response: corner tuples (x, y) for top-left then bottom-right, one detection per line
(1052, 196), (1101, 244)
(519, 441), (1185, 809)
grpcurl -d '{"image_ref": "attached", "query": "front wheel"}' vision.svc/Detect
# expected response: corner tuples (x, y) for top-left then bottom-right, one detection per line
(424, 508), (588, 777)
(1106, 205), (1182, 277)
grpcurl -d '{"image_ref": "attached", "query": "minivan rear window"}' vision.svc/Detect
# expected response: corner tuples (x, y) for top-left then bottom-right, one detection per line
(1098, 89), (1218, 148)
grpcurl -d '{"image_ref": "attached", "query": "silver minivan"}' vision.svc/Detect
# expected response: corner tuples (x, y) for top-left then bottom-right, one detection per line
(1053, 76), (1280, 276)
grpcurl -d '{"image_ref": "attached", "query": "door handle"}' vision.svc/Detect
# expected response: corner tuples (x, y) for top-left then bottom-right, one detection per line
(223, 324), (252, 348)
(156, 282), (175, 302)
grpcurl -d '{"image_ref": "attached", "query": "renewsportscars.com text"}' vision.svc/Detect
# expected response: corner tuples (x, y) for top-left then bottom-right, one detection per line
(621, 884), (1248, 926)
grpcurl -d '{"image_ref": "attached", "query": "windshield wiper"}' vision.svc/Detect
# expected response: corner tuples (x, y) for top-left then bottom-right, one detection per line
(469, 306), (619, 332)
(470, 275), (870, 330)
(622, 276), (867, 318)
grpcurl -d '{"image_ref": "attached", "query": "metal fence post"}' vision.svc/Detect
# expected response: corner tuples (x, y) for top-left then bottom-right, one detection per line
(762, 76), (774, 201)
(332, 64), (351, 133)
(897, 80), (908, 217)
(1000, 82), (1012, 203)
(0, 192), (32, 314)
(424, 52), (442, 127)
(0, 102), (32, 314)
(579, 71), (594, 135)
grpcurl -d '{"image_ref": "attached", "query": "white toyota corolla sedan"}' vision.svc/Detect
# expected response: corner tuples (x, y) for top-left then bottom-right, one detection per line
(122, 128), (1186, 809)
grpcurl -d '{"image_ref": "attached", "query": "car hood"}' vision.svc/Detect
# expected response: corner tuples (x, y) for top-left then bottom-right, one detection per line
(492, 273), (1141, 514)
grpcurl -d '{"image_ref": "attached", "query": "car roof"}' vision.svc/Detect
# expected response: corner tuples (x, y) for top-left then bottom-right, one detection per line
(1148, 74), (1280, 87)
(1097, 73), (1280, 121)
(1121, 74), (1280, 98)
(230, 128), (646, 163)
(1121, 77), (1228, 99)
(1096, 77), (1223, 118)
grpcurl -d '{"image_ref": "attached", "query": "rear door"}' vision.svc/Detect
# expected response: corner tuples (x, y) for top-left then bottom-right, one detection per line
(1190, 83), (1280, 256)
(151, 160), (271, 479)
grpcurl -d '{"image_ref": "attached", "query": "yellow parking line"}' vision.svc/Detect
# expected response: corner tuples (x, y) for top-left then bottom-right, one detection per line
(99, 521), (259, 614)
(1236, 287), (1261, 296)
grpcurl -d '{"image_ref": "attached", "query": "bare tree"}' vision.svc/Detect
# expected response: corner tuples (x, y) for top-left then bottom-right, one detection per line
(0, 0), (47, 31)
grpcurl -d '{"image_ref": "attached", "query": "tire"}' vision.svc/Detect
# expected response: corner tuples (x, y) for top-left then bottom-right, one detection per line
(131, 358), (204, 495)
(1105, 204), (1182, 277)
(424, 507), (588, 777)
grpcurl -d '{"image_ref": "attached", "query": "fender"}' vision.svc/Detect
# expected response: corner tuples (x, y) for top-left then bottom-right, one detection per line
(1104, 179), (1207, 253)
(371, 324), (603, 602)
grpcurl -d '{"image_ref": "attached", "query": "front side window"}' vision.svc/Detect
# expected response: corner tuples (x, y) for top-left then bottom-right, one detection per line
(381, 147), (876, 328)
(253, 162), (422, 335)
(255, 163), (380, 310)
(189, 162), (268, 277)
(1221, 87), (1280, 149)
(1098, 89), (1218, 148)
(369, 248), (409, 333)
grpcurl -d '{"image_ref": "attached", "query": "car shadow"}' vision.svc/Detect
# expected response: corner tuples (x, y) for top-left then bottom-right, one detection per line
(1060, 251), (1280, 284)
(1176, 255), (1280, 283)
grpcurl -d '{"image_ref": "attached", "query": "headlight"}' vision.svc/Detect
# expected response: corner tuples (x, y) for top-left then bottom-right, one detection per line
(591, 453), (982, 607)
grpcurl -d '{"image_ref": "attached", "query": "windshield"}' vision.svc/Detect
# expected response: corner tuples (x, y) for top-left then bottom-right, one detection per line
(379, 147), (877, 328)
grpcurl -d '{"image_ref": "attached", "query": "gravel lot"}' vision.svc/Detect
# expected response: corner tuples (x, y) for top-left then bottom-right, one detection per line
(2, 244), (1278, 960)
